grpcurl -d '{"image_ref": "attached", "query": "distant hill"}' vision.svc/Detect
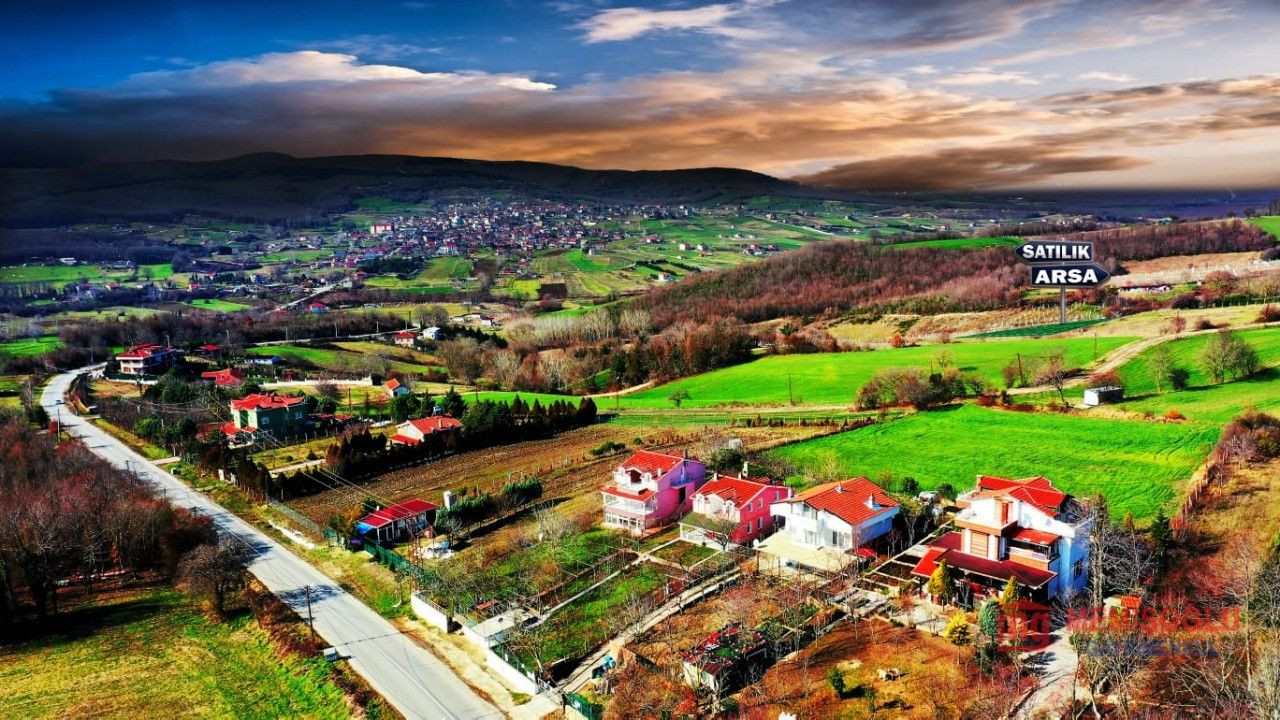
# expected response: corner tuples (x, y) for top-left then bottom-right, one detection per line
(0, 153), (827, 228)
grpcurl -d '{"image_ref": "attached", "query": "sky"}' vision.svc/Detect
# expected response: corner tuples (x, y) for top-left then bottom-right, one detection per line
(2, 0), (1279, 190)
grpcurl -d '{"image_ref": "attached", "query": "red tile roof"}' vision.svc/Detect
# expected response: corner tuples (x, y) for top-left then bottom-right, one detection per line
(222, 421), (255, 436)
(359, 499), (438, 529)
(201, 368), (245, 387)
(230, 392), (306, 411)
(779, 477), (898, 527)
(695, 475), (775, 506)
(394, 330), (416, 338)
(405, 416), (461, 435)
(117, 343), (173, 359)
(974, 475), (1067, 516)
(911, 531), (1056, 589)
(619, 450), (686, 477)
(1011, 527), (1060, 546)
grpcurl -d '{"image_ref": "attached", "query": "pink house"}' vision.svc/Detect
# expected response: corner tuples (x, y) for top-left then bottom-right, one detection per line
(601, 450), (707, 536)
(679, 475), (793, 547)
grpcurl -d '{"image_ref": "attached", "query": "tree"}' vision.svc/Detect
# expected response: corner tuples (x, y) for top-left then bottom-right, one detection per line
(178, 541), (245, 619)
(1034, 349), (1070, 405)
(1201, 329), (1259, 384)
(942, 612), (971, 664)
(997, 576), (1020, 606)
(1170, 314), (1187, 336)
(928, 559), (956, 604)
(440, 387), (465, 418)
(389, 391), (418, 422)
(668, 388), (690, 408)
(1148, 344), (1176, 392)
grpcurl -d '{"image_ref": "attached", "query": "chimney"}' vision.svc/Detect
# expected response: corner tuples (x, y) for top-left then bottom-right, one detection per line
(866, 495), (878, 510)
(741, 461), (749, 479)
(834, 483), (844, 494)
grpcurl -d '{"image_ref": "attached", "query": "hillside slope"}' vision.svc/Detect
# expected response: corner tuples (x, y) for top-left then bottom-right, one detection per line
(0, 153), (822, 227)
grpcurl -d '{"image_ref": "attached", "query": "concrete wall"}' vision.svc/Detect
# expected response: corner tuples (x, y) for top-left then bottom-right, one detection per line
(484, 646), (541, 696)
(410, 592), (452, 632)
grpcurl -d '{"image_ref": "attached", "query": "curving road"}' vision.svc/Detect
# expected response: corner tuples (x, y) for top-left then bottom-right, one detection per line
(43, 368), (501, 720)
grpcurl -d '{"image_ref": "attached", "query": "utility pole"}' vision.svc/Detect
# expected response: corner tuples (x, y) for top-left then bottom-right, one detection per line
(1059, 287), (1067, 324)
(305, 585), (316, 640)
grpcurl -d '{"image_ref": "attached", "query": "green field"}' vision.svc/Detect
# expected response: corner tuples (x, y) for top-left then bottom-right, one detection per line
(0, 587), (350, 719)
(890, 236), (1023, 250)
(1248, 215), (1280, 240)
(617, 336), (1135, 409)
(770, 404), (1217, 522)
(1093, 327), (1280, 423)
(0, 335), (64, 357)
(184, 298), (253, 313)
(0, 263), (172, 287)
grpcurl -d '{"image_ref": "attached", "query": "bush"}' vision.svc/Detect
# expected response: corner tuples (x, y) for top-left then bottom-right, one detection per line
(1258, 304), (1280, 323)
(1164, 409), (1186, 421)
(1194, 318), (1217, 331)
(590, 440), (627, 457)
(1169, 367), (1191, 390)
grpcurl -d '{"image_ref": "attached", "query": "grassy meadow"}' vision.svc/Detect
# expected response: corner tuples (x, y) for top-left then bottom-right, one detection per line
(1091, 326), (1280, 423)
(618, 336), (1135, 409)
(0, 587), (351, 719)
(0, 335), (64, 357)
(1248, 215), (1280, 240)
(184, 298), (253, 313)
(770, 404), (1217, 522)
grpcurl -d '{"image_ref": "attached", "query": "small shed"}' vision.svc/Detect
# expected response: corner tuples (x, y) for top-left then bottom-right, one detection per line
(1083, 386), (1124, 407)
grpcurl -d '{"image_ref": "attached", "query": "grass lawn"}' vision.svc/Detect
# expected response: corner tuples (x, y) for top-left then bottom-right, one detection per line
(0, 587), (350, 719)
(0, 335), (63, 357)
(769, 404), (1218, 522)
(618, 336), (1135, 410)
(1248, 215), (1280, 240)
(184, 298), (253, 313)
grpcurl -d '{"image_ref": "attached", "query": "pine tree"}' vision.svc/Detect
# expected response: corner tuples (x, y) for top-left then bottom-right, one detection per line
(928, 559), (956, 604)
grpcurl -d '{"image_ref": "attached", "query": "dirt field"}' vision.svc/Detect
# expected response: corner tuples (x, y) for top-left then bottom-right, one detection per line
(287, 421), (832, 524)
(737, 619), (1031, 719)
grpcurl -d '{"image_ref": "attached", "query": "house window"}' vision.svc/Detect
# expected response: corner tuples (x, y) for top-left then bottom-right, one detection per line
(1074, 559), (1085, 578)
(260, 416), (270, 426)
(757, 517), (763, 531)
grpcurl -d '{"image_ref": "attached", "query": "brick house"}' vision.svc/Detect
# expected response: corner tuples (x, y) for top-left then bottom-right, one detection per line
(601, 451), (707, 535)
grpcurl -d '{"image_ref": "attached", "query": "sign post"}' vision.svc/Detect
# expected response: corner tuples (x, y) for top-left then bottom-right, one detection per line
(1014, 240), (1109, 323)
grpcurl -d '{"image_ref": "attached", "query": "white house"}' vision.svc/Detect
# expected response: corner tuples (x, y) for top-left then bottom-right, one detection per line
(758, 477), (899, 574)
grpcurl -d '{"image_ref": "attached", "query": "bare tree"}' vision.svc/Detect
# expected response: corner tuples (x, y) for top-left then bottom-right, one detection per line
(178, 541), (245, 619)
(1034, 349), (1070, 405)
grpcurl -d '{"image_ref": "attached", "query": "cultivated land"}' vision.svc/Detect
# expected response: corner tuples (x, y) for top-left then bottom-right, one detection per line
(770, 404), (1218, 521)
(246, 343), (443, 376)
(0, 587), (350, 719)
(617, 336), (1134, 410)
(1249, 215), (1280, 239)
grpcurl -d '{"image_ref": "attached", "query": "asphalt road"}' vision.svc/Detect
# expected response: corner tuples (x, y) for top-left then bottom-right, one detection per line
(43, 369), (502, 720)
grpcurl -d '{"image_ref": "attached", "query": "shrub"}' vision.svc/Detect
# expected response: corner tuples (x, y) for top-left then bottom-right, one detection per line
(1258, 304), (1280, 323)
(1169, 367), (1191, 390)
(1194, 318), (1217, 331)
(1164, 409), (1186, 421)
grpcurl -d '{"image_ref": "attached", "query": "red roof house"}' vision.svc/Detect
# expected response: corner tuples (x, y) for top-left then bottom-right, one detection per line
(357, 498), (438, 544)
(389, 416), (462, 445)
(680, 475), (793, 546)
(201, 367), (246, 388)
